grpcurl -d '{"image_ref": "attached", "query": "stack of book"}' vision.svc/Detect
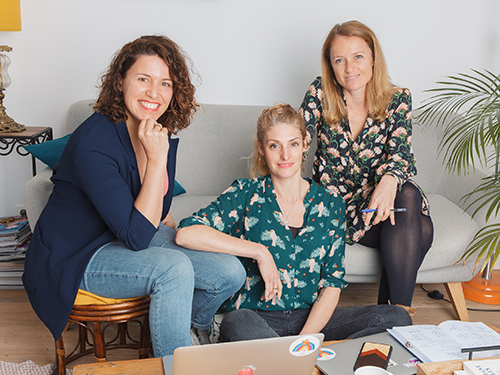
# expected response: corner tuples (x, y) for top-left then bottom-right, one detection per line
(455, 359), (500, 374)
(0, 215), (32, 288)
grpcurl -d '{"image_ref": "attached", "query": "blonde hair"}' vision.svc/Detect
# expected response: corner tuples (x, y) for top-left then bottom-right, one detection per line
(321, 20), (395, 125)
(250, 103), (306, 178)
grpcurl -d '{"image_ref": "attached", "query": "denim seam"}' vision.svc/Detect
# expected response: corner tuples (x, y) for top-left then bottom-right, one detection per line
(150, 283), (162, 357)
(191, 275), (219, 330)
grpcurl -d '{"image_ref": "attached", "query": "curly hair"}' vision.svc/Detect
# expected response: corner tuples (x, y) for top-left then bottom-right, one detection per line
(321, 20), (395, 126)
(250, 103), (306, 178)
(94, 35), (199, 134)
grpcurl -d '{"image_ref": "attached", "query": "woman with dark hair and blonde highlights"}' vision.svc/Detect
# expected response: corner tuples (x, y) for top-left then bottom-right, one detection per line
(24, 35), (245, 357)
(176, 103), (411, 342)
(300, 20), (433, 313)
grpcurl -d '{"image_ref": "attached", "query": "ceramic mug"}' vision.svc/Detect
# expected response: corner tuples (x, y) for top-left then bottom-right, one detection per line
(354, 366), (393, 375)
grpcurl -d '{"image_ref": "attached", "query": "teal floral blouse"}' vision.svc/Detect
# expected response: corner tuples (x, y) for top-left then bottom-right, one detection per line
(299, 77), (430, 244)
(178, 175), (348, 312)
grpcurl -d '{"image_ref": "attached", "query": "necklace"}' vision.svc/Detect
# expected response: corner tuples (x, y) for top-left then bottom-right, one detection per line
(277, 180), (302, 225)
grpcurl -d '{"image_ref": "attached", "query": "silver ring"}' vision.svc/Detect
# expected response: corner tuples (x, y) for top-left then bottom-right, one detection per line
(155, 123), (162, 129)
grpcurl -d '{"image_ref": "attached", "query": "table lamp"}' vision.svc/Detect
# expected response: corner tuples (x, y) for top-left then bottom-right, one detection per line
(0, 0), (24, 133)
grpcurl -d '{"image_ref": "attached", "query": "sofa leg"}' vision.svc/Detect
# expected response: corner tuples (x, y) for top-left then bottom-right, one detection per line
(444, 282), (470, 322)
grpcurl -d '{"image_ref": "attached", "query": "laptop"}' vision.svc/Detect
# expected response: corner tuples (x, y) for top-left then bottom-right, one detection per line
(315, 332), (421, 375)
(162, 333), (324, 375)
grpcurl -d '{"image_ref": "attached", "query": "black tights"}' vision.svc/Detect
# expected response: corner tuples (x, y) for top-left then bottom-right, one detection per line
(358, 182), (434, 306)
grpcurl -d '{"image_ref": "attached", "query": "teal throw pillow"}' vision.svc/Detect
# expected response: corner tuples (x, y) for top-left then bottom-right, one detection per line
(173, 180), (186, 196)
(23, 134), (72, 169)
(24, 134), (187, 196)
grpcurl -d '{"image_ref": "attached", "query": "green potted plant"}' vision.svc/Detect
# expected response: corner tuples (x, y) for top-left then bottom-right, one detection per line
(417, 69), (500, 275)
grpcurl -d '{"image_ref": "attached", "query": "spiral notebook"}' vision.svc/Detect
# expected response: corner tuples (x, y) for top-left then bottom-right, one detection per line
(387, 321), (500, 363)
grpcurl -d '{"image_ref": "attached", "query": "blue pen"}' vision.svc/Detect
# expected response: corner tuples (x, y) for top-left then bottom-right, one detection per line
(361, 208), (407, 213)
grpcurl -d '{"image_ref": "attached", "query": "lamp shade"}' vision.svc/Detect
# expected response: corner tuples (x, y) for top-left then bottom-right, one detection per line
(0, 0), (22, 31)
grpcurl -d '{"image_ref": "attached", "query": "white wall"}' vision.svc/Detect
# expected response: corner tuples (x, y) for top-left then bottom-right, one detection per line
(1, 0), (499, 217)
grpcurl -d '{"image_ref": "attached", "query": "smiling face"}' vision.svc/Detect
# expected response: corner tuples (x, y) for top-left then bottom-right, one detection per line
(119, 54), (174, 128)
(258, 122), (306, 180)
(329, 35), (374, 97)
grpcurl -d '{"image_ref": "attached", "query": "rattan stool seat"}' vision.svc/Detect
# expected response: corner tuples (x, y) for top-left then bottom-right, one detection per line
(54, 292), (151, 375)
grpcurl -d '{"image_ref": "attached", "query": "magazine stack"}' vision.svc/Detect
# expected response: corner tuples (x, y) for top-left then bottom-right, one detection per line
(0, 215), (32, 288)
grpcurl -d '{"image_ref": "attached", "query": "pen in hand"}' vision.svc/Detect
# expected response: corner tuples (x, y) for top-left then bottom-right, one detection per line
(361, 208), (407, 213)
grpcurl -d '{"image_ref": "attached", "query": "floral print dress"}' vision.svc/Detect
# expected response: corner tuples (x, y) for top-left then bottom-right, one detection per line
(178, 176), (348, 312)
(299, 77), (430, 244)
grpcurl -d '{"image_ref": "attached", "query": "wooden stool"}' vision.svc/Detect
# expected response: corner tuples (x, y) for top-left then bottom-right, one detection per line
(55, 290), (151, 375)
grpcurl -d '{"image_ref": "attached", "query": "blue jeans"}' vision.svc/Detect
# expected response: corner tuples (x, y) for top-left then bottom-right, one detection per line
(219, 305), (412, 342)
(80, 225), (246, 356)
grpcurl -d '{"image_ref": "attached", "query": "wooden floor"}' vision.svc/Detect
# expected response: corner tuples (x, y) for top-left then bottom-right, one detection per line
(1, 279), (499, 370)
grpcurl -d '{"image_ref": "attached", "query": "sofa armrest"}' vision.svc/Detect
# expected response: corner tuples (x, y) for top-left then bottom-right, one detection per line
(65, 99), (94, 134)
(433, 169), (500, 227)
(22, 99), (93, 230)
(23, 167), (54, 231)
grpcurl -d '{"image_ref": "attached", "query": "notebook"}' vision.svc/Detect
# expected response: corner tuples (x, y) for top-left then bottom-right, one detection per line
(162, 333), (324, 375)
(315, 332), (421, 375)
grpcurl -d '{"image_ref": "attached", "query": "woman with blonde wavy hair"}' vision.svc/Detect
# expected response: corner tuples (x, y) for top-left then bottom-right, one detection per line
(300, 20), (433, 313)
(176, 103), (411, 343)
(249, 102), (307, 179)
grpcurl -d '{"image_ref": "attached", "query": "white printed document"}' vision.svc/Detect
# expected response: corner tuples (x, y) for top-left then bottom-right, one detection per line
(387, 321), (500, 363)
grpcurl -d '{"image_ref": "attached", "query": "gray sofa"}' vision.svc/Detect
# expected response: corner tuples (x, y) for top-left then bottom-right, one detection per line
(24, 100), (483, 321)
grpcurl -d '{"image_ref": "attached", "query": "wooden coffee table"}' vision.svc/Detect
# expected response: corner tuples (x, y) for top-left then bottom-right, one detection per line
(73, 357), (164, 375)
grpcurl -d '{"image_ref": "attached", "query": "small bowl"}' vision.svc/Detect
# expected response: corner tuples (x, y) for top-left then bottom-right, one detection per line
(354, 365), (393, 375)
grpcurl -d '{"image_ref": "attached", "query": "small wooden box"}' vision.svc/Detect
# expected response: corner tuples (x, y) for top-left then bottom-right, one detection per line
(417, 356), (500, 375)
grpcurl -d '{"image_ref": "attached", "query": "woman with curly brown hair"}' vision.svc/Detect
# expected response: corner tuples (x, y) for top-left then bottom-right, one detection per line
(23, 35), (245, 356)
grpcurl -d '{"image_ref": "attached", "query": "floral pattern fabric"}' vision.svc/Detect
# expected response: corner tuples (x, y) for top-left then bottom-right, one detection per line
(299, 77), (430, 244)
(178, 176), (348, 312)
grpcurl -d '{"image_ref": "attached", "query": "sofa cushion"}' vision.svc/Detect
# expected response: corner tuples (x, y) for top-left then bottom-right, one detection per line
(343, 193), (479, 279)
(420, 194), (479, 271)
(24, 168), (55, 231)
(170, 195), (217, 223)
(74, 289), (146, 306)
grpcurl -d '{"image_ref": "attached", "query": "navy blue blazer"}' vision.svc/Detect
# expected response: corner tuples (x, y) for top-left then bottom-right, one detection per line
(22, 113), (179, 340)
